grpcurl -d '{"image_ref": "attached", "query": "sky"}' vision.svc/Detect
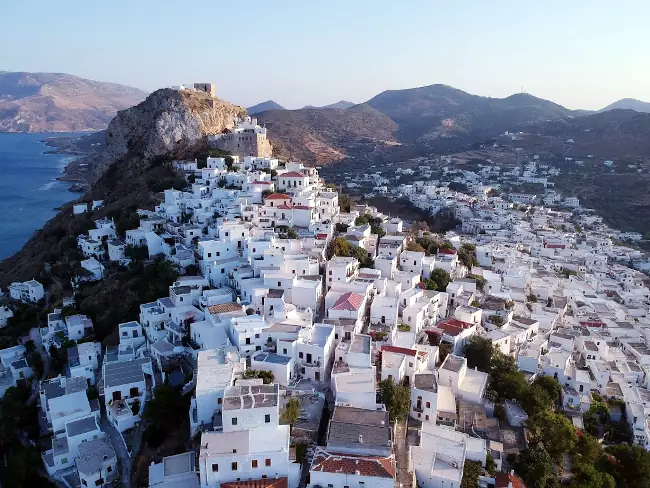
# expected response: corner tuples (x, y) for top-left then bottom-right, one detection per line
(2, 0), (649, 110)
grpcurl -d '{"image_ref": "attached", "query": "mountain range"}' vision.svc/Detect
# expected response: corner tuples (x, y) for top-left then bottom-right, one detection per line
(247, 100), (356, 115)
(0, 72), (147, 132)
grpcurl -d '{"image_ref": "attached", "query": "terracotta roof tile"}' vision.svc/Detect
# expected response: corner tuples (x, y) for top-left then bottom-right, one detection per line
(265, 193), (291, 200)
(381, 345), (416, 357)
(331, 292), (365, 311)
(310, 449), (395, 479)
(281, 171), (307, 178)
(207, 303), (243, 314)
(221, 478), (288, 488)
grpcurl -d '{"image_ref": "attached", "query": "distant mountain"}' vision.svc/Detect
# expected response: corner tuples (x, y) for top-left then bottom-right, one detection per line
(0, 71), (147, 132)
(302, 101), (356, 110)
(257, 105), (398, 165)
(598, 98), (650, 114)
(247, 100), (285, 115)
(258, 84), (577, 165)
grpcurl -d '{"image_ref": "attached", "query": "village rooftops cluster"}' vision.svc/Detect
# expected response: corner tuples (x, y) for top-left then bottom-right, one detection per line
(6, 107), (650, 488)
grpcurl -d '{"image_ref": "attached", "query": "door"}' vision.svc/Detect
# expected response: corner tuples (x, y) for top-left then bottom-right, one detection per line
(112, 391), (122, 401)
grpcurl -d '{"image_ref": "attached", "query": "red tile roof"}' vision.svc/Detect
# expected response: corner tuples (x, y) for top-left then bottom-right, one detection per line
(331, 292), (365, 311)
(544, 242), (566, 249)
(439, 247), (457, 255)
(221, 479), (288, 488)
(311, 450), (395, 479)
(207, 303), (244, 314)
(277, 203), (293, 210)
(293, 205), (311, 210)
(579, 320), (606, 328)
(252, 180), (272, 185)
(495, 472), (525, 488)
(316, 233), (328, 239)
(281, 171), (307, 178)
(382, 345), (416, 357)
(435, 318), (474, 336)
(265, 193), (291, 200)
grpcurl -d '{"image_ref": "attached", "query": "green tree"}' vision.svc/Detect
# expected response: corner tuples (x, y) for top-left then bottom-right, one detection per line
(520, 384), (553, 417)
(600, 445), (650, 488)
(326, 237), (352, 259)
(461, 460), (481, 488)
(458, 243), (478, 269)
(144, 384), (188, 446)
(527, 410), (577, 462)
(406, 241), (427, 253)
(485, 452), (497, 476)
(242, 369), (274, 384)
(429, 268), (451, 292)
(511, 447), (554, 488)
(532, 375), (562, 404)
(488, 314), (505, 327)
(463, 336), (493, 372)
(225, 155), (234, 170)
(338, 193), (354, 212)
(379, 378), (410, 421)
(281, 398), (300, 428)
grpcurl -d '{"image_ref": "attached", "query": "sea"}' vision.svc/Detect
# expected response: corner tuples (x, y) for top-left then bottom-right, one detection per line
(0, 132), (82, 261)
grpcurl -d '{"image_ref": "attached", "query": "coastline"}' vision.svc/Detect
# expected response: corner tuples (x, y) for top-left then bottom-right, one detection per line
(40, 131), (104, 191)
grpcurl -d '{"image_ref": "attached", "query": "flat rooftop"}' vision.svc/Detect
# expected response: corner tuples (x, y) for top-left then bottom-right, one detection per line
(223, 383), (278, 411)
(414, 373), (438, 393)
(253, 352), (291, 365)
(441, 355), (465, 373)
(103, 358), (150, 388)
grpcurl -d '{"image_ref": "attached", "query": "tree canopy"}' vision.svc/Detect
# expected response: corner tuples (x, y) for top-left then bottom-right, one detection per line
(379, 378), (410, 421)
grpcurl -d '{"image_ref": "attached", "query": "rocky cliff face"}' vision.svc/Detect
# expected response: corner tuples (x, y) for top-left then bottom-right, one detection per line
(93, 88), (247, 180)
(0, 88), (247, 284)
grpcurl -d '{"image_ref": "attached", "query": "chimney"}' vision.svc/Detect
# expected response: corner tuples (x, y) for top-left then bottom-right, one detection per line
(358, 434), (363, 444)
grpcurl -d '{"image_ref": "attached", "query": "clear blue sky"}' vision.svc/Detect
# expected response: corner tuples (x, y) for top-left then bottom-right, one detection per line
(2, 0), (649, 109)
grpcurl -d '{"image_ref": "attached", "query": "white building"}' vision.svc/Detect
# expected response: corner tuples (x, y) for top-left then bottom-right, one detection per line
(8, 279), (44, 303)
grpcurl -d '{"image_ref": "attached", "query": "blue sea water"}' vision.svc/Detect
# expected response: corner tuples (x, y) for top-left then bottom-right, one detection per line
(0, 132), (81, 261)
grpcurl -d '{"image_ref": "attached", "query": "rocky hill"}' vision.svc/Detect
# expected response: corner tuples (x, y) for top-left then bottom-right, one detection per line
(599, 98), (650, 113)
(0, 71), (147, 132)
(259, 104), (399, 165)
(0, 88), (246, 284)
(257, 84), (577, 165)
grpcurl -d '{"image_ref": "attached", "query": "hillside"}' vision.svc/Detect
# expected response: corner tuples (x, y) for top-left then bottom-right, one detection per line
(0, 71), (147, 132)
(0, 88), (246, 284)
(247, 100), (285, 115)
(258, 84), (577, 165)
(303, 101), (356, 110)
(258, 104), (399, 165)
(599, 98), (650, 113)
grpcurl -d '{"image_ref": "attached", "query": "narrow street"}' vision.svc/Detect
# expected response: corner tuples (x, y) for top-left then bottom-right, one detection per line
(394, 418), (413, 488)
(100, 415), (132, 488)
(27, 326), (50, 405)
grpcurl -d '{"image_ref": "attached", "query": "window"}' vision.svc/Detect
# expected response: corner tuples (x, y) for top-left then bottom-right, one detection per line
(208, 252), (212, 258)
(278, 281), (282, 287)
(252, 459), (258, 468)
(95, 480), (104, 487)
(299, 352), (304, 359)
(231, 462), (238, 471)
(232, 417), (238, 426)
(62, 458), (68, 464)
(107, 466), (112, 473)
(283, 348), (287, 354)
(218, 397), (222, 404)
(265, 414), (271, 423)
(409, 362), (413, 368)
(426, 401), (431, 408)
(232, 449), (237, 453)
(212, 463), (219, 472)
(265, 459), (271, 467)
(221, 268), (225, 274)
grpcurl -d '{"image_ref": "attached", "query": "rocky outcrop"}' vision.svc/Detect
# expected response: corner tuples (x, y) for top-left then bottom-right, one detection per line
(92, 88), (247, 180)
